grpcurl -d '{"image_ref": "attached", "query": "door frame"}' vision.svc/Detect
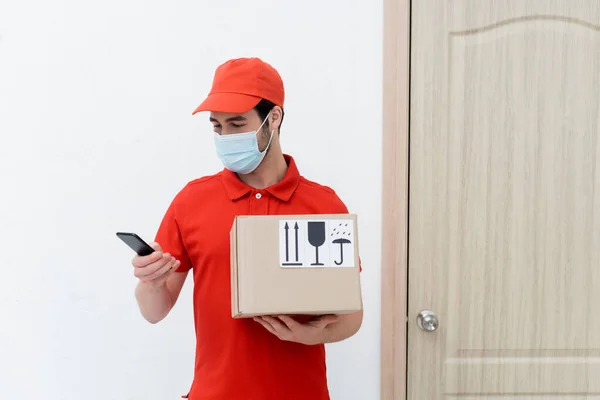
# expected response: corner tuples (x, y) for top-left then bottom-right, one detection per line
(380, 0), (410, 398)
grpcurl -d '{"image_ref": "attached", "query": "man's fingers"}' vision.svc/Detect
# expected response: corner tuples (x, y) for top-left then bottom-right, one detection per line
(315, 314), (339, 326)
(142, 254), (172, 275)
(254, 317), (280, 338)
(144, 259), (178, 282)
(132, 250), (163, 268)
(261, 316), (292, 335)
(134, 253), (172, 278)
(169, 260), (181, 273)
(149, 242), (163, 252)
(277, 315), (301, 330)
(132, 242), (165, 268)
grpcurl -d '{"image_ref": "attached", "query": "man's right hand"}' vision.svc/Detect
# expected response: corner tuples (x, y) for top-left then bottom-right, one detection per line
(132, 242), (180, 288)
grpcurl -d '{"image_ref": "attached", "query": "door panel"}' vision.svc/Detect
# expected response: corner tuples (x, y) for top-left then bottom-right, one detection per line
(408, 1), (600, 398)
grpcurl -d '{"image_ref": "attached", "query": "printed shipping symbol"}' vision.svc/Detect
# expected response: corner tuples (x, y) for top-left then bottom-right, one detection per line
(307, 221), (326, 266)
(282, 222), (302, 266)
(331, 222), (352, 265)
(333, 238), (351, 265)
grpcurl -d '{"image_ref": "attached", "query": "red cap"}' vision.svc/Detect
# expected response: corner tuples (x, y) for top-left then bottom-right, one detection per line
(192, 57), (285, 114)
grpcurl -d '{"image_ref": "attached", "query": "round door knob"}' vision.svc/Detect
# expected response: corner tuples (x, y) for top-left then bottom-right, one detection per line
(417, 310), (439, 332)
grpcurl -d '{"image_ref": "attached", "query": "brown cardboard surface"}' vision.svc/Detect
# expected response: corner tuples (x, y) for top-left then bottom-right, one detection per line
(231, 214), (363, 318)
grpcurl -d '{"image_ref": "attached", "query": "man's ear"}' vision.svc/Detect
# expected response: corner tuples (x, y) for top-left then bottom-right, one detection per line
(270, 106), (283, 131)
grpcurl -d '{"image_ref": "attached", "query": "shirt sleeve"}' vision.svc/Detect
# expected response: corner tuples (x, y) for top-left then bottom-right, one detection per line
(154, 196), (192, 273)
(330, 191), (363, 272)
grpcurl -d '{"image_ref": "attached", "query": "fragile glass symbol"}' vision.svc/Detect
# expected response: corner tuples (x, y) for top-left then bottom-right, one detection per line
(307, 221), (326, 266)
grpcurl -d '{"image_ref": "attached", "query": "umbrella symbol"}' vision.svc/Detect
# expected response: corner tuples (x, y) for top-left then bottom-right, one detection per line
(332, 238), (351, 265)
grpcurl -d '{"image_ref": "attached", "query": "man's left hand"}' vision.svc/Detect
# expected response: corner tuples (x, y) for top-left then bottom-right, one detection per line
(253, 314), (339, 345)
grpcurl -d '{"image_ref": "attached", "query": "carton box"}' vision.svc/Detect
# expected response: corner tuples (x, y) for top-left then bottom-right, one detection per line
(230, 214), (363, 318)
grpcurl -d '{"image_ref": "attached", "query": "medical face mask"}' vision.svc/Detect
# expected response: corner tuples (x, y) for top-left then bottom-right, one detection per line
(213, 112), (274, 174)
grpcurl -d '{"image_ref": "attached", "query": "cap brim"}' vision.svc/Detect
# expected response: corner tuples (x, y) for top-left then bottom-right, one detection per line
(192, 92), (262, 115)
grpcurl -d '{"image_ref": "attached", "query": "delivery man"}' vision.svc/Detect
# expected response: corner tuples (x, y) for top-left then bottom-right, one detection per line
(130, 57), (363, 400)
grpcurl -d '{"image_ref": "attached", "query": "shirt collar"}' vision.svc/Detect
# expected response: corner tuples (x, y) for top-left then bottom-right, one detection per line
(221, 154), (301, 202)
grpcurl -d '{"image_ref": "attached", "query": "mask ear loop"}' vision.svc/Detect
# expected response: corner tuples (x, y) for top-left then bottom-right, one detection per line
(258, 110), (274, 154)
(256, 109), (272, 133)
(262, 129), (275, 154)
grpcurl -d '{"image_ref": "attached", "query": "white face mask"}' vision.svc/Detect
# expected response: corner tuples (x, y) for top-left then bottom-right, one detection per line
(213, 111), (274, 174)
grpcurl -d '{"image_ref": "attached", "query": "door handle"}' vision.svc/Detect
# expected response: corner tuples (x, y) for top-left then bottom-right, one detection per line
(417, 310), (439, 332)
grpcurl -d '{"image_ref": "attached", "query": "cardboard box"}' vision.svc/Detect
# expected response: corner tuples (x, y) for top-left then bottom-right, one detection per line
(230, 214), (363, 318)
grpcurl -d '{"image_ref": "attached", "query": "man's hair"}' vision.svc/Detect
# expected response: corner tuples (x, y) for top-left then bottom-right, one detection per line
(254, 99), (284, 133)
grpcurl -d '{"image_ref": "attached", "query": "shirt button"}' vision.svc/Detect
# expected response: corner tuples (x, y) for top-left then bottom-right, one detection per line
(255, 193), (262, 199)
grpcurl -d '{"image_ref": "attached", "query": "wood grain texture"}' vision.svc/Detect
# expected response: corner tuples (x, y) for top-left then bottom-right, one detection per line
(381, 0), (410, 398)
(409, 0), (600, 398)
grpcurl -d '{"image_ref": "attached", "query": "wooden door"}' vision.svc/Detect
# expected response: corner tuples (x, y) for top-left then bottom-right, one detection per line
(405, 1), (600, 398)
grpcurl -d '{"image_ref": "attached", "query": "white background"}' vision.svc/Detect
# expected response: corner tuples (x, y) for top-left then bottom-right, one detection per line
(0, 0), (382, 398)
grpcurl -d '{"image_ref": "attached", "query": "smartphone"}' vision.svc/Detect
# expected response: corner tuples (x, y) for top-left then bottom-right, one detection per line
(116, 232), (155, 256)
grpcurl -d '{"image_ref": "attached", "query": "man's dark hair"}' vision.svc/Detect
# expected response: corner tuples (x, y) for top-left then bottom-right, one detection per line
(254, 99), (284, 133)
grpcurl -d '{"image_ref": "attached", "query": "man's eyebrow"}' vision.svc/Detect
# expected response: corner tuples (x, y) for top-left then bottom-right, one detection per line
(225, 116), (247, 123)
(209, 116), (247, 124)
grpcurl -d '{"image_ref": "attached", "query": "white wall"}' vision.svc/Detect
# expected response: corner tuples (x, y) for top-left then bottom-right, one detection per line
(0, 1), (382, 398)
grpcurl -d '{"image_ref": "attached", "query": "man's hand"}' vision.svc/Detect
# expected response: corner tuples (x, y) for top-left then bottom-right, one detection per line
(133, 242), (188, 324)
(253, 315), (339, 345)
(132, 242), (180, 289)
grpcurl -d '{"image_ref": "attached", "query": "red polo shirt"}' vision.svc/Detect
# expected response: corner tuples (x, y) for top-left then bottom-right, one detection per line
(155, 154), (353, 400)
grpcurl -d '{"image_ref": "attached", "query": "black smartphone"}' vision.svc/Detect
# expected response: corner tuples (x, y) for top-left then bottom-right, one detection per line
(116, 232), (155, 256)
